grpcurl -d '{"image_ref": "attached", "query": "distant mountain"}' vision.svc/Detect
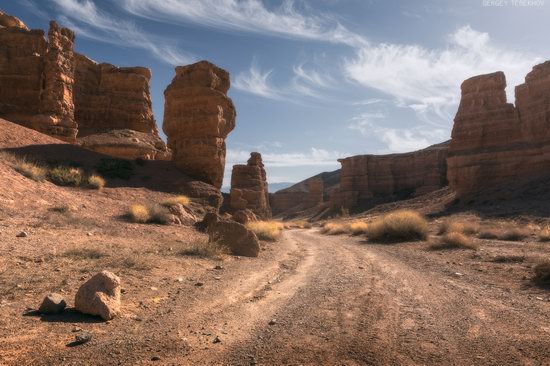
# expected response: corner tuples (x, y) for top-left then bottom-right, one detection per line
(221, 182), (295, 194)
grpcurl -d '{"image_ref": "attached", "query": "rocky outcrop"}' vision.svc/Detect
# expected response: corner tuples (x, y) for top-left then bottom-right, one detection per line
(448, 62), (550, 196)
(229, 152), (271, 219)
(0, 18), (77, 141)
(331, 142), (449, 209)
(163, 61), (236, 189)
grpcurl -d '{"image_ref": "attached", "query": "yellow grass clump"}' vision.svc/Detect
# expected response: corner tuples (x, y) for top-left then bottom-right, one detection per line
(430, 232), (478, 250)
(162, 195), (191, 207)
(87, 174), (106, 190)
(349, 221), (369, 236)
(438, 220), (478, 236)
(4, 152), (47, 182)
(47, 166), (84, 187)
(127, 204), (151, 223)
(320, 221), (348, 235)
(538, 227), (550, 242)
(247, 220), (284, 241)
(366, 210), (428, 243)
(284, 220), (312, 229)
(533, 261), (550, 286)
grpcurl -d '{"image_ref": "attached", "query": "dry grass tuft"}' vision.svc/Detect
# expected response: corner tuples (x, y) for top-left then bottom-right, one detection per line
(161, 195), (191, 207)
(127, 204), (151, 223)
(47, 166), (84, 186)
(63, 248), (107, 260)
(533, 261), (550, 286)
(284, 220), (312, 229)
(320, 221), (348, 235)
(178, 240), (227, 259)
(349, 221), (369, 236)
(490, 255), (525, 263)
(5, 153), (47, 182)
(538, 227), (550, 242)
(478, 229), (501, 240)
(366, 210), (428, 243)
(438, 220), (478, 236)
(430, 232), (478, 250)
(247, 221), (284, 241)
(87, 174), (106, 190)
(501, 228), (530, 242)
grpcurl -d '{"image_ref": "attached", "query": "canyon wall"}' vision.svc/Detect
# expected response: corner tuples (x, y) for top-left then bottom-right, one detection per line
(448, 61), (550, 196)
(163, 61), (236, 189)
(229, 152), (271, 219)
(331, 142), (449, 209)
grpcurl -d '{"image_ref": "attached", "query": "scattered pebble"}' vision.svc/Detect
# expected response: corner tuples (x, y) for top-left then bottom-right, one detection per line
(213, 336), (221, 344)
(151, 356), (161, 361)
(268, 319), (277, 325)
(214, 265), (224, 270)
(214, 276), (221, 281)
(73, 332), (92, 345)
(454, 272), (464, 277)
(150, 287), (158, 291)
(195, 282), (204, 287)
(16, 231), (28, 238)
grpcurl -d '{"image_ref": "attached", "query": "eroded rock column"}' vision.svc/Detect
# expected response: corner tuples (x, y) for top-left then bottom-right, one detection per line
(163, 61), (236, 188)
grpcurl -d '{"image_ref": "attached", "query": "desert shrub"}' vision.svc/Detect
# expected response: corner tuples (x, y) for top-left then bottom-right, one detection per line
(320, 221), (348, 235)
(127, 204), (150, 223)
(161, 195), (191, 207)
(533, 261), (550, 286)
(96, 158), (134, 179)
(285, 220), (312, 229)
(247, 220), (284, 241)
(538, 227), (550, 242)
(87, 174), (106, 190)
(349, 221), (369, 236)
(178, 240), (227, 259)
(438, 220), (478, 236)
(366, 210), (428, 243)
(48, 205), (70, 213)
(501, 228), (530, 241)
(478, 229), (500, 240)
(9, 155), (47, 181)
(430, 232), (478, 250)
(47, 166), (84, 186)
(147, 204), (172, 225)
(491, 255), (525, 263)
(63, 248), (107, 260)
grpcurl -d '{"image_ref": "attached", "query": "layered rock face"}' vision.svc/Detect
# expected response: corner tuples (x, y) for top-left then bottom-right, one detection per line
(229, 152), (271, 219)
(163, 61), (236, 189)
(0, 17), (77, 141)
(331, 142), (449, 209)
(448, 62), (550, 196)
(74, 54), (169, 159)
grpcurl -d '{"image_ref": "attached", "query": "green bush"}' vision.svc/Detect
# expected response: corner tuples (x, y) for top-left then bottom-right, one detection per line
(47, 166), (84, 186)
(96, 158), (134, 180)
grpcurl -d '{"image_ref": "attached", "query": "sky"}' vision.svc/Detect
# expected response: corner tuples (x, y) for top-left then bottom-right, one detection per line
(5, 0), (550, 186)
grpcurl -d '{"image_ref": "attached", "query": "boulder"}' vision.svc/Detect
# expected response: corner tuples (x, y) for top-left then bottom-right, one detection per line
(75, 271), (121, 320)
(203, 213), (260, 257)
(232, 209), (257, 225)
(229, 152), (271, 219)
(163, 61), (236, 188)
(166, 203), (197, 226)
(39, 293), (66, 314)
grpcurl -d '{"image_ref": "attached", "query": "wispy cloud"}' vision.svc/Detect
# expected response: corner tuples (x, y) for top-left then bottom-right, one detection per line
(234, 62), (284, 100)
(29, 0), (195, 65)
(344, 25), (541, 126)
(227, 147), (345, 168)
(118, 0), (367, 47)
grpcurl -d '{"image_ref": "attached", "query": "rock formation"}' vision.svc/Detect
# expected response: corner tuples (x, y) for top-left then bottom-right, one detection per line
(229, 152), (271, 219)
(0, 17), (77, 141)
(448, 61), (550, 196)
(163, 61), (236, 189)
(331, 142), (449, 210)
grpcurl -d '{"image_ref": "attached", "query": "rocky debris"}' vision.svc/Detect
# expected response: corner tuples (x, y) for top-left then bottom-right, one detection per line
(75, 271), (121, 320)
(201, 213), (260, 257)
(16, 231), (28, 238)
(151, 356), (161, 361)
(330, 142), (449, 209)
(71, 331), (92, 346)
(229, 152), (271, 219)
(232, 209), (258, 225)
(448, 61), (550, 196)
(268, 319), (277, 325)
(163, 61), (236, 189)
(38, 293), (66, 314)
(213, 336), (222, 343)
(166, 203), (197, 226)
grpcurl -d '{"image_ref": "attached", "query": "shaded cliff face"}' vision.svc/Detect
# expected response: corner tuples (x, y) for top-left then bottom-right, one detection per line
(163, 61), (236, 189)
(448, 61), (550, 196)
(331, 142), (449, 210)
(229, 152), (271, 219)
(0, 17), (77, 142)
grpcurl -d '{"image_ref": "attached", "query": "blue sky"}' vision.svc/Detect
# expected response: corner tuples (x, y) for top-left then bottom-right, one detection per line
(5, 0), (549, 186)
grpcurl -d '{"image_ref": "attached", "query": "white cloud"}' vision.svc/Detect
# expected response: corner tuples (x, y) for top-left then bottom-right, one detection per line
(344, 25), (541, 126)
(226, 147), (344, 167)
(42, 0), (195, 65)
(119, 0), (367, 47)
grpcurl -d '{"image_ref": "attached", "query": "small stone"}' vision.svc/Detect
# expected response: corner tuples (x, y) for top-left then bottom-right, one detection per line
(268, 319), (277, 325)
(213, 336), (221, 344)
(176, 277), (184, 282)
(536, 297), (544, 301)
(195, 282), (204, 287)
(214, 276), (221, 281)
(86, 232), (93, 237)
(150, 287), (158, 291)
(454, 272), (464, 277)
(73, 332), (92, 345)
(39, 293), (66, 314)
(16, 231), (28, 238)
(151, 356), (161, 361)
(72, 327), (82, 332)
(214, 265), (224, 270)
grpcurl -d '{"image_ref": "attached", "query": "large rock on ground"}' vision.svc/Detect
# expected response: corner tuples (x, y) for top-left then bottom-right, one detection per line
(75, 271), (121, 320)
(448, 61), (550, 196)
(39, 293), (66, 314)
(163, 61), (236, 188)
(229, 152), (271, 219)
(202, 213), (260, 257)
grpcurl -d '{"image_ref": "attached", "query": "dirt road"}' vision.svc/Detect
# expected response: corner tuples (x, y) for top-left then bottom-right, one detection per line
(9, 229), (550, 365)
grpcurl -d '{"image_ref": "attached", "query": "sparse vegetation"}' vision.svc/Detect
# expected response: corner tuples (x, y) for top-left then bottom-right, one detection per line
(490, 255), (525, 263)
(320, 221), (348, 235)
(284, 220), (312, 229)
(87, 174), (106, 190)
(48, 205), (70, 213)
(349, 221), (369, 236)
(429, 232), (478, 250)
(178, 240), (227, 259)
(247, 220), (284, 241)
(532, 261), (550, 286)
(47, 166), (84, 186)
(63, 248), (108, 260)
(126, 203), (171, 225)
(501, 228), (530, 242)
(366, 210), (428, 243)
(3, 152), (47, 181)
(478, 229), (501, 240)
(161, 195), (191, 207)
(438, 220), (478, 236)
(96, 158), (134, 179)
